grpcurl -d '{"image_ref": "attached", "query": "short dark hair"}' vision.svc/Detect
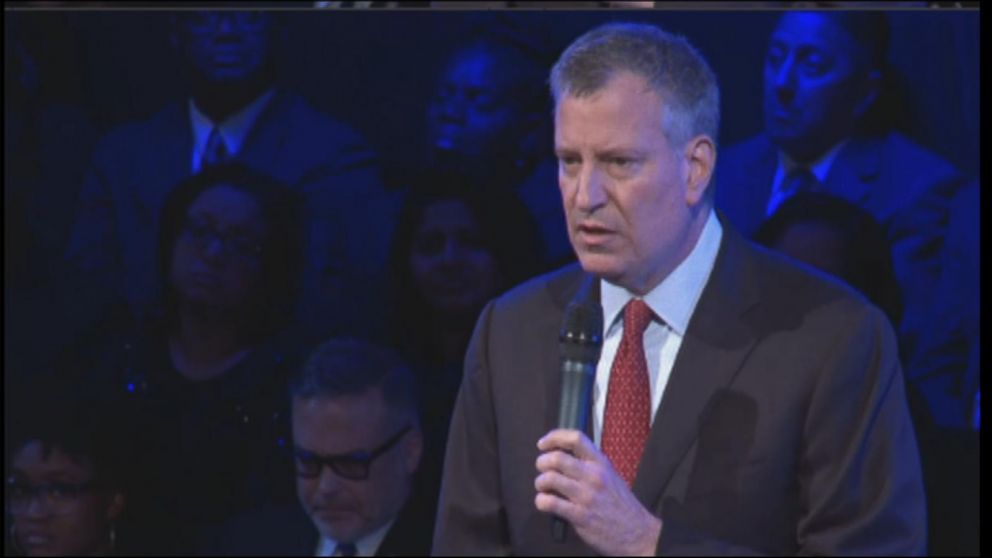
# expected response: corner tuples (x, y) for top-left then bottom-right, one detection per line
(754, 191), (903, 327)
(157, 162), (305, 342)
(5, 384), (129, 492)
(290, 338), (420, 423)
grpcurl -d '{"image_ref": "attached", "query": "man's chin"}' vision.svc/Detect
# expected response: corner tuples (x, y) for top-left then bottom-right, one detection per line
(576, 252), (622, 283)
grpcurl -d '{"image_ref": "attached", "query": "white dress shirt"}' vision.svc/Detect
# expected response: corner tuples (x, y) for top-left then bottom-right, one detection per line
(314, 519), (395, 557)
(188, 88), (276, 173)
(765, 140), (848, 217)
(593, 210), (723, 447)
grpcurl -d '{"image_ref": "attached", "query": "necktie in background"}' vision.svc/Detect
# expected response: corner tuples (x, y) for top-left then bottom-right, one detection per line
(602, 298), (654, 486)
(767, 167), (821, 216)
(202, 127), (229, 169)
(334, 542), (357, 557)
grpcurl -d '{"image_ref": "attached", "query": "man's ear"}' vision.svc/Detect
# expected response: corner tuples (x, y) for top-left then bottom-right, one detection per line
(683, 134), (717, 207)
(855, 69), (882, 118)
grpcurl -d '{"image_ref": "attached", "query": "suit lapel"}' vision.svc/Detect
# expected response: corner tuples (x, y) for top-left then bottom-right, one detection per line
(132, 102), (192, 225)
(823, 136), (881, 205)
(238, 89), (292, 179)
(632, 221), (762, 508)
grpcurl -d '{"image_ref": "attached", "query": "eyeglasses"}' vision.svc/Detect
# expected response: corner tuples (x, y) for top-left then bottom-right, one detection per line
(5, 479), (102, 516)
(180, 216), (263, 263)
(182, 11), (268, 32)
(293, 425), (411, 481)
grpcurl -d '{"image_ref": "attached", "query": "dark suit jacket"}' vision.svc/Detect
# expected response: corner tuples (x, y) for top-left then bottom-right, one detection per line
(433, 220), (926, 555)
(715, 132), (965, 384)
(203, 499), (434, 556)
(64, 89), (398, 341)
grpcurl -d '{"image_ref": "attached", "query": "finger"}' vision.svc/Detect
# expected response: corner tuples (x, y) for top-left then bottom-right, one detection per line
(537, 428), (585, 453)
(534, 490), (582, 524)
(535, 449), (585, 478)
(534, 470), (584, 502)
(539, 429), (605, 467)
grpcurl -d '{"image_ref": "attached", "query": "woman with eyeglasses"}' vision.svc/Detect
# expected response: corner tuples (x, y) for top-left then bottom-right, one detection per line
(57, 163), (308, 553)
(5, 388), (130, 557)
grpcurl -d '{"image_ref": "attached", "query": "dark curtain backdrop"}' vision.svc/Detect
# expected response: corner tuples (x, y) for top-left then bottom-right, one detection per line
(7, 7), (979, 180)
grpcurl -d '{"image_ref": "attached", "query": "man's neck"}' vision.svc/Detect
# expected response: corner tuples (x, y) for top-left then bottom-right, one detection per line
(189, 73), (274, 124)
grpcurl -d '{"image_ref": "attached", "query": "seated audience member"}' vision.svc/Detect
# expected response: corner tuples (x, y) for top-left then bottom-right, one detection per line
(62, 10), (396, 355)
(61, 163), (309, 553)
(753, 190), (980, 556)
(201, 338), (433, 556)
(753, 191), (902, 327)
(388, 170), (543, 452)
(425, 22), (573, 268)
(715, 11), (967, 418)
(5, 387), (132, 556)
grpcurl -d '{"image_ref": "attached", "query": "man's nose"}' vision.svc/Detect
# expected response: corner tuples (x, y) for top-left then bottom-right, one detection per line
(573, 164), (608, 214)
(772, 56), (798, 104)
(435, 91), (467, 123)
(316, 465), (343, 494)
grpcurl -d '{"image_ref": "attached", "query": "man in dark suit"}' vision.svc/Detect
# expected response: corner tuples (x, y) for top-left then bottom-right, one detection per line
(433, 22), (926, 555)
(203, 338), (433, 556)
(714, 12), (967, 415)
(63, 11), (396, 345)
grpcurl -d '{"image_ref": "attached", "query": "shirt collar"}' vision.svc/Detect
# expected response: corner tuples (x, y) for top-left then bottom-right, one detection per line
(188, 88), (276, 161)
(600, 209), (723, 337)
(315, 518), (395, 557)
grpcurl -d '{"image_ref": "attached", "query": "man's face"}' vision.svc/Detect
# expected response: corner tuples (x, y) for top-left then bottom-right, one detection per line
(176, 11), (271, 84)
(292, 391), (421, 544)
(555, 72), (709, 295)
(427, 46), (535, 163)
(763, 13), (874, 161)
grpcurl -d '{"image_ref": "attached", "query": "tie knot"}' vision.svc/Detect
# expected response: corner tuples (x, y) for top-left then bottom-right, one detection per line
(623, 299), (654, 336)
(335, 542), (357, 557)
(782, 167), (821, 196)
(203, 127), (229, 168)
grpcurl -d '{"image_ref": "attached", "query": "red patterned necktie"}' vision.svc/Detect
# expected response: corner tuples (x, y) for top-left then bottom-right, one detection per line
(602, 298), (654, 486)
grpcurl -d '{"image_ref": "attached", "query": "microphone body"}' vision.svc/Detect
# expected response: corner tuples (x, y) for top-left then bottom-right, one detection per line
(552, 280), (603, 542)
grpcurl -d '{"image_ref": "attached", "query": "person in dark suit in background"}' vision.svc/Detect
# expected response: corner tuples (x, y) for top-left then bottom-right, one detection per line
(714, 11), (968, 425)
(202, 338), (433, 556)
(433, 22), (925, 555)
(62, 10), (396, 358)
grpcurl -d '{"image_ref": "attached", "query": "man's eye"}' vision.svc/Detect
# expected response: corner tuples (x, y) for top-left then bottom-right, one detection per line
(766, 45), (785, 69)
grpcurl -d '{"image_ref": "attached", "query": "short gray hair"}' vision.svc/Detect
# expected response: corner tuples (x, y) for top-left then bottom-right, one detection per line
(550, 22), (720, 149)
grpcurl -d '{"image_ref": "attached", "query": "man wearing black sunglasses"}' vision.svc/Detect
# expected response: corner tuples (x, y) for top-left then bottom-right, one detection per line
(202, 337), (433, 556)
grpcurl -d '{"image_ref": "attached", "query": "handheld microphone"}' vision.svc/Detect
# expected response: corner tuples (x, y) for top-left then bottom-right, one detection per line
(552, 277), (603, 542)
